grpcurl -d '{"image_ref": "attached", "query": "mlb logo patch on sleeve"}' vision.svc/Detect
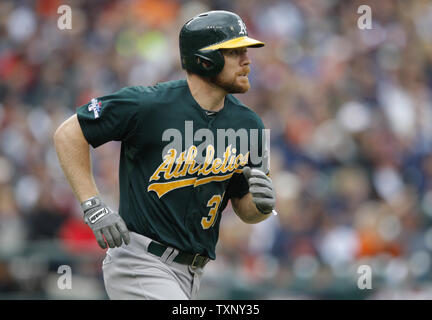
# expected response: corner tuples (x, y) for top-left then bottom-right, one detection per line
(88, 98), (102, 118)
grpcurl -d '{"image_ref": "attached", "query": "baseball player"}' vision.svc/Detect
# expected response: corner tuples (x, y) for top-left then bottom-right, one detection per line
(54, 10), (276, 300)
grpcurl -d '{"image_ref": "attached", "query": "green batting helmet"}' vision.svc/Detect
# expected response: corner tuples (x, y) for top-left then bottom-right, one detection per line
(179, 10), (265, 77)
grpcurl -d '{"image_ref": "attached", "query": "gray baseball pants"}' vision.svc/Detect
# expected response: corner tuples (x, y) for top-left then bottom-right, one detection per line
(102, 232), (204, 300)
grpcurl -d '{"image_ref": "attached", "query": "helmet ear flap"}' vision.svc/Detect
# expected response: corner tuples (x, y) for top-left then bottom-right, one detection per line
(195, 54), (215, 70)
(192, 50), (225, 77)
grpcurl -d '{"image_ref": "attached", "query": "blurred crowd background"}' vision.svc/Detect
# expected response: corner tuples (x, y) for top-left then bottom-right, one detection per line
(1, 0), (432, 299)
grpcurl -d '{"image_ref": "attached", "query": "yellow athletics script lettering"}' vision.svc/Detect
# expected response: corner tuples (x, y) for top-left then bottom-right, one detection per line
(148, 145), (249, 198)
(149, 149), (177, 181)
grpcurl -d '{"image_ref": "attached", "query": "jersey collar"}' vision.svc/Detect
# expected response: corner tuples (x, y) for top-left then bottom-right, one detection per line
(184, 79), (229, 121)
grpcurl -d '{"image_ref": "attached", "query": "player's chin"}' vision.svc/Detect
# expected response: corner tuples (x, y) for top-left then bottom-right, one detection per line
(214, 77), (250, 94)
(233, 78), (250, 93)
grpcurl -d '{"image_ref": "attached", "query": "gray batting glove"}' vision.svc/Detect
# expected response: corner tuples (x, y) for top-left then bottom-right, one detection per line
(81, 195), (130, 249)
(242, 166), (276, 214)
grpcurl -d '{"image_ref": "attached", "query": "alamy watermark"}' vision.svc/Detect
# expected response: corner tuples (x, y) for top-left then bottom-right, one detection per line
(161, 121), (271, 173)
(357, 5), (372, 30)
(57, 265), (72, 290)
(57, 5), (72, 30)
(357, 264), (372, 290)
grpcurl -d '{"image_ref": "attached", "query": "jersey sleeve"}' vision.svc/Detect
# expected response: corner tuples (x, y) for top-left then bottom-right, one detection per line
(225, 172), (250, 200)
(226, 116), (270, 199)
(76, 86), (143, 148)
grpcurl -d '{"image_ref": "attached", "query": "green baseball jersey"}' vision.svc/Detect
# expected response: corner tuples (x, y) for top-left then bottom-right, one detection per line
(76, 79), (267, 260)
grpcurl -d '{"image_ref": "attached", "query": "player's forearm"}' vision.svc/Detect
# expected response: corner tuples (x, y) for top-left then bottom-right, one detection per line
(54, 114), (99, 202)
(231, 193), (270, 224)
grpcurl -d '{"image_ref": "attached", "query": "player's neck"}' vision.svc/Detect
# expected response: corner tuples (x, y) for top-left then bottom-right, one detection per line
(186, 74), (226, 112)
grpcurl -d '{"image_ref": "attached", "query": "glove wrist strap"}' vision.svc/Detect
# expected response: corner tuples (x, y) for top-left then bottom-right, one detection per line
(81, 195), (102, 213)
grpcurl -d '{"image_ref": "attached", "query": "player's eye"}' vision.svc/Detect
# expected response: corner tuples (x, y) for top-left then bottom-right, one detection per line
(224, 49), (236, 56)
(223, 48), (247, 56)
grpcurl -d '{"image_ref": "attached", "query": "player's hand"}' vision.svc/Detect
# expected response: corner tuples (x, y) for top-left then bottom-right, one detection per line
(81, 195), (130, 249)
(242, 166), (276, 214)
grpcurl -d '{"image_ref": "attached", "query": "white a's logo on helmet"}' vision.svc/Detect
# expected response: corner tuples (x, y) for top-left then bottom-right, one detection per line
(238, 19), (247, 35)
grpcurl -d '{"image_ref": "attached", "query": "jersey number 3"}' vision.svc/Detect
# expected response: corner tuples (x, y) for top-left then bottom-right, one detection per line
(201, 195), (222, 229)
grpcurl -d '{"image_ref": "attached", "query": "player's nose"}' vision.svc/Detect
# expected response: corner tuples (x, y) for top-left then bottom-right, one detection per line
(240, 51), (251, 66)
